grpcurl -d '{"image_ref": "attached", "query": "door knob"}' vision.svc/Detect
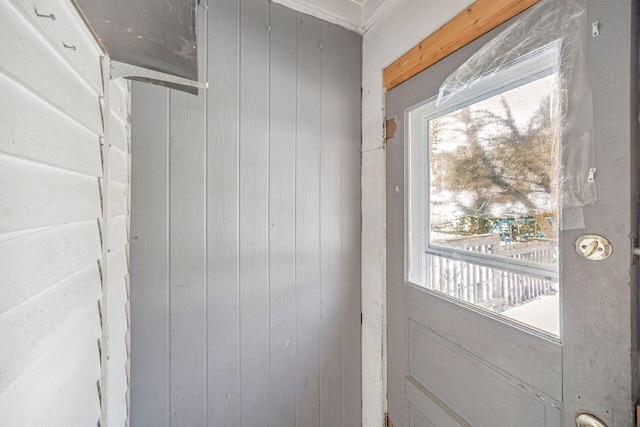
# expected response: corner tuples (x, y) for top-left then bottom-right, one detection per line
(576, 412), (606, 427)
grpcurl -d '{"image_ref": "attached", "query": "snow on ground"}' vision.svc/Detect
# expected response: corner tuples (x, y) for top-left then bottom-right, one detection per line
(502, 294), (559, 336)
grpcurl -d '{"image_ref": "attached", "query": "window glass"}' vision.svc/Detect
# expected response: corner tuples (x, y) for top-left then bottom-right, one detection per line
(428, 75), (559, 267)
(407, 60), (561, 336)
(427, 254), (559, 335)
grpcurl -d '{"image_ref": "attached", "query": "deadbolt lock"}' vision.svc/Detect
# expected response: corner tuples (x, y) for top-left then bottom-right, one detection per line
(575, 235), (612, 261)
(576, 412), (607, 427)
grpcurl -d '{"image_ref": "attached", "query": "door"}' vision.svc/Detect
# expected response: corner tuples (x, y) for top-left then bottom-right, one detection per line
(386, 1), (638, 426)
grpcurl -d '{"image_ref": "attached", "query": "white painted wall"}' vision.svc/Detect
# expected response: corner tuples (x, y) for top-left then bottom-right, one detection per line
(360, 1), (474, 425)
(104, 77), (132, 427)
(271, 0), (399, 33)
(273, 0), (363, 31)
(0, 0), (130, 425)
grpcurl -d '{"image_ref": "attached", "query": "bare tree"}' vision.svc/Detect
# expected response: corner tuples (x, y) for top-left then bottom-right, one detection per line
(430, 95), (556, 237)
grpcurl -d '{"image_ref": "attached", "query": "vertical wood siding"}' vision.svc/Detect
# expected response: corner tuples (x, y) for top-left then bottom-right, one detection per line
(130, 2), (362, 426)
(0, 0), (131, 425)
(130, 84), (171, 427)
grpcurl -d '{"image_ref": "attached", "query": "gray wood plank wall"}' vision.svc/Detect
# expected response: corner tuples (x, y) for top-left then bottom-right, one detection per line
(130, 2), (362, 426)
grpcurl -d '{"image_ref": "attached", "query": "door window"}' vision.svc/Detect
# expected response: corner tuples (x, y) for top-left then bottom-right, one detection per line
(406, 42), (561, 335)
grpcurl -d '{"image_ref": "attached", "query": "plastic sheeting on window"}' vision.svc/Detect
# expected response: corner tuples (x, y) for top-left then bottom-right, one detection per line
(436, 0), (595, 230)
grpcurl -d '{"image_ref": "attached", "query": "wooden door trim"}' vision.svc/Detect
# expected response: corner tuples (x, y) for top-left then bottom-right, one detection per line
(382, 0), (540, 91)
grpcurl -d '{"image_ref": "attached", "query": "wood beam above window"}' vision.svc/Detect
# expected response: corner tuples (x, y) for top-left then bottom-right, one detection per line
(383, 0), (541, 91)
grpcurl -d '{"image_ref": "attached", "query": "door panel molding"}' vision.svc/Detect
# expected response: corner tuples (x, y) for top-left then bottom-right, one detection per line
(408, 318), (560, 425)
(406, 285), (562, 402)
(407, 376), (470, 427)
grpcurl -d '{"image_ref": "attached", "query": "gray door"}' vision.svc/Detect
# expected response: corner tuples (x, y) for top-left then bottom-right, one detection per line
(386, 1), (638, 426)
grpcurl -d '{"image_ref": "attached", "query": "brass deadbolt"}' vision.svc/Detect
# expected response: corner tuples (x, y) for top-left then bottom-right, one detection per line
(576, 412), (606, 427)
(575, 235), (612, 261)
